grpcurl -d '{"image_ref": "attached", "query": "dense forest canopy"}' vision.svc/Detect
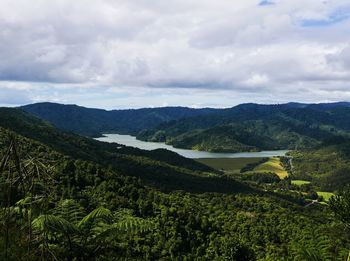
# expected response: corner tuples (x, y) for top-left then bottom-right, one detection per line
(137, 104), (350, 153)
(21, 102), (217, 137)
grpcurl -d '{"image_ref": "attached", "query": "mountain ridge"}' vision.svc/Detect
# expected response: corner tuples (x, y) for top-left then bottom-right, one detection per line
(21, 101), (350, 152)
(21, 102), (218, 136)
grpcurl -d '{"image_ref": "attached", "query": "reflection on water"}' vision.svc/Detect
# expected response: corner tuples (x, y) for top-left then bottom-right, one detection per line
(95, 134), (288, 159)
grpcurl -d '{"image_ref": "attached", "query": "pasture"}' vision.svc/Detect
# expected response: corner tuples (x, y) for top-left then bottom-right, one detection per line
(253, 157), (288, 179)
(317, 191), (335, 202)
(291, 180), (311, 186)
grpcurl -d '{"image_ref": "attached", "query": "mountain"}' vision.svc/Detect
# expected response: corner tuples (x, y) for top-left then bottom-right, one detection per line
(22, 102), (350, 153)
(138, 104), (350, 152)
(21, 102), (217, 136)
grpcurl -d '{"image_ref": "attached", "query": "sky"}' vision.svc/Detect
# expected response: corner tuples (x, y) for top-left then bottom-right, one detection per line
(0, 0), (350, 109)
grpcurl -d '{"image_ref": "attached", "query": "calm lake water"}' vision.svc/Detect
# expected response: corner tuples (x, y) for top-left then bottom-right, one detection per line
(95, 134), (288, 159)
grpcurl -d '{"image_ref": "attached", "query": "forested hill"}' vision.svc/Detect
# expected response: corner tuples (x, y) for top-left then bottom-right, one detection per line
(0, 107), (238, 193)
(290, 136), (350, 191)
(21, 102), (217, 136)
(138, 103), (350, 152)
(22, 102), (350, 152)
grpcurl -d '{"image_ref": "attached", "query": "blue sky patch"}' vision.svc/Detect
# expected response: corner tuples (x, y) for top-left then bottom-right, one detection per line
(302, 7), (350, 27)
(259, 0), (275, 6)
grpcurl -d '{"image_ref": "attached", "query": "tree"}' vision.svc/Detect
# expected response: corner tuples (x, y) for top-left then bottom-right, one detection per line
(329, 186), (350, 226)
(329, 186), (350, 261)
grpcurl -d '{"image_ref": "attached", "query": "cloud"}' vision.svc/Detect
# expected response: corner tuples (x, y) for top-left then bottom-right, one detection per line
(0, 0), (350, 108)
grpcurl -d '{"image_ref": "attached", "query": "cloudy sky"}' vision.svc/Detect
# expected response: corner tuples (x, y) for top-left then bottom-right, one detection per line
(1, 0), (350, 109)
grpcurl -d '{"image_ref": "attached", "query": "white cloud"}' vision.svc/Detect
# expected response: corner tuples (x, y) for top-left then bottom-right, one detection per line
(0, 0), (350, 107)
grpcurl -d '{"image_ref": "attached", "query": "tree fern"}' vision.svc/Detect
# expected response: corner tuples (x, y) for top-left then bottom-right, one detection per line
(292, 230), (334, 261)
(32, 214), (78, 235)
(53, 199), (85, 225)
(78, 206), (113, 228)
(95, 216), (154, 240)
(329, 186), (350, 226)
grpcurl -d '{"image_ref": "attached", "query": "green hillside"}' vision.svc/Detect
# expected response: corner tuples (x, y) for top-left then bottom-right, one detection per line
(290, 136), (350, 191)
(138, 105), (350, 152)
(253, 157), (289, 179)
(22, 102), (350, 153)
(21, 102), (217, 136)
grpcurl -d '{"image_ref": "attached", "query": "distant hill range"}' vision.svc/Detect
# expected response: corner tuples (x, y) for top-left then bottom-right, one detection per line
(21, 102), (217, 137)
(21, 102), (350, 152)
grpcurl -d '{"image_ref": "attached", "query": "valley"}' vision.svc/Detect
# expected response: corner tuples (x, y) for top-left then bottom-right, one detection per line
(1, 102), (350, 260)
(23, 102), (350, 153)
(95, 133), (288, 158)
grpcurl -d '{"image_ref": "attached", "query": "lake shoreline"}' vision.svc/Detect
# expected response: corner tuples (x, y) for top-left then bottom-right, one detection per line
(95, 133), (289, 159)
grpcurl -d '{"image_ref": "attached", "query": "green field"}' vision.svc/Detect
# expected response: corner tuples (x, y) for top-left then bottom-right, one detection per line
(317, 191), (335, 202)
(253, 157), (288, 179)
(196, 157), (263, 172)
(291, 180), (311, 186)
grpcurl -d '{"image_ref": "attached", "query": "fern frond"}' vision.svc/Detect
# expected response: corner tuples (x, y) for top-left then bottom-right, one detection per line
(32, 214), (79, 234)
(95, 217), (154, 240)
(54, 199), (86, 225)
(78, 207), (112, 228)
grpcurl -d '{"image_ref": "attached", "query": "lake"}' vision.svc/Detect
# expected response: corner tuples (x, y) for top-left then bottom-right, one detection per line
(95, 134), (288, 159)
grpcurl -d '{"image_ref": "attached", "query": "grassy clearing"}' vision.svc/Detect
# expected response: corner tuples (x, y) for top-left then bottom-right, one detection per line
(253, 157), (288, 179)
(317, 191), (335, 202)
(291, 180), (311, 186)
(196, 158), (263, 172)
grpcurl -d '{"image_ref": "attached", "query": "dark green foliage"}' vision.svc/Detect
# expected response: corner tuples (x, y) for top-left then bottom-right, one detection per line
(329, 186), (350, 226)
(22, 102), (216, 136)
(242, 172), (281, 184)
(290, 139), (350, 191)
(22, 102), (350, 153)
(329, 186), (350, 260)
(138, 104), (350, 152)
